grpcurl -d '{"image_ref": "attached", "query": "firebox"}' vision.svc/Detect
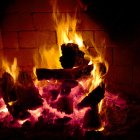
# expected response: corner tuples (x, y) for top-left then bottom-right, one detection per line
(0, 0), (140, 140)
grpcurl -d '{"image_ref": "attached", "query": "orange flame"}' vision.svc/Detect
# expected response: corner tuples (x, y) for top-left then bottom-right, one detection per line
(2, 58), (19, 81)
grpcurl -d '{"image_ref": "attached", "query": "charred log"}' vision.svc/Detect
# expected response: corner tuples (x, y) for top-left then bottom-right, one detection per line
(15, 84), (43, 110)
(55, 96), (73, 114)
(1, 72), (30, 119)
(77, 82), (105, 109)
(17, 71), (34, 87)
(36, 64), (93, 80)
(1, 72), (16, 103)
(0, 71), (43, 119)
(55, 116), (71, 124)
(83, 106), (101, 130)
(15, 71), (43, 110)
(60, 80), (78, 95)
(60, 43), (89, 69)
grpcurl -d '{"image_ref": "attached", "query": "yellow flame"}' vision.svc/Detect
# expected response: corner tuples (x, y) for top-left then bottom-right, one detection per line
(2, 58), (19, 80)
(8, 100), (17, 106)
(34, 45), (61, 69)
(52, 0), (84, 52)
(98, 99), (103, 114)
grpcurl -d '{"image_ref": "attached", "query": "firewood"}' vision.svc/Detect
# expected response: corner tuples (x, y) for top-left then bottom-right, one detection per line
(60, 43), (88, 68)
(55, 96), (73, 114)
(15, 71), (43, 110)
(15, 84), (43, 110)
(55, 116), (71, 124)
(83, 106), (101, 130)
(36, 64), (93, 80)
(0, 71), (43, 119)
(77, 82), (105, 109)
(0, 72), (30, 119)
(1, 72), (15, 103)
(60, 80), (78, 95)
(17, 71), (34, 87)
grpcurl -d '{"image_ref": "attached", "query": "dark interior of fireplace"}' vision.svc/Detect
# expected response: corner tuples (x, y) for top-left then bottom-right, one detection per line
(0, 0), (140, 140)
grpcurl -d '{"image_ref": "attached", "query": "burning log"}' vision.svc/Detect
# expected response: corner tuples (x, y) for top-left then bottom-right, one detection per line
(36, 64), (93, 80)
(60, 43), (89, 69)
(1, 72), (30, 119)
(77, 83), (105, 130)
(0, 71), (43, 119)
(77, 82), (105, 109)
(16, 71), (43, 110)
(55, 96), (73, 114)
(60, 80), (78, 95)
(83, 107), (101, 130)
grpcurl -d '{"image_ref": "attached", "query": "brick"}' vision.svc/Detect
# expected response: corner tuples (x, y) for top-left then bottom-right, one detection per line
(3, 48), (38, 71)
(1, 13), (34, 31)
(133, 66), (140, 84)
(88, 47), (105, 58)
(106, 66), (133, 85)
(113, 47), (133, 66)
(32, 0), (52, 12)
(33, 13), (55, 30)
(1, 32), (19, 48)
(1, 14), (19, 31)
(19, 31), (38, 48)
(17, 49), (37, 69)
(82, 30), (95, 44)
(132, 47), (140, 66)
(104, 47), (113, 66)
(95, 30), (111, 48)
(18, 14), (34, 30)
(0, 31), (3, 49)
(5, 0), (33, 13)
(105, 83), (140, 99)
(37, 31), (57, 46)
(19, 31), (56, 48)
(0, 50), (4, 69)
(81, 13), (102, 30)
(56, 0), (78, 12)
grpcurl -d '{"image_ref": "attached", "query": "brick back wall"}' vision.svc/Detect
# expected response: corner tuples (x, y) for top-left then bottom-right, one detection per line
(0, 0), (140, 98)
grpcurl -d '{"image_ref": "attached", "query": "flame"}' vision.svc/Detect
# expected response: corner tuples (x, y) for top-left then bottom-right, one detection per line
(34, 45), (62, 69)
(2, 58), (19, 81)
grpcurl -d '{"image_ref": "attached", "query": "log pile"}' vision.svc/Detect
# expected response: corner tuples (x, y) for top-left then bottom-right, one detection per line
(0, 43), (106, 132)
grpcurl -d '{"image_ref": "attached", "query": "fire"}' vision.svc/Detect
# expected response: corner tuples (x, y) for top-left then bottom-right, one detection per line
(2, 58), (19, 81)
(34, 45), (62, 69)
(0, 1), (112, 135)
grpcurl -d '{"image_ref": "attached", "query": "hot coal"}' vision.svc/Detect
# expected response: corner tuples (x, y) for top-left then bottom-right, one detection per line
(36, 64), (93, 80)
(77, 82), (105, 109)
(49, 90), (59, 101)
(60, 43), (89, 69)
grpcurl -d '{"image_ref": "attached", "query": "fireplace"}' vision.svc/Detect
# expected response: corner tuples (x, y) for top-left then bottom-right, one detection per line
(0, 0), (140, 140)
